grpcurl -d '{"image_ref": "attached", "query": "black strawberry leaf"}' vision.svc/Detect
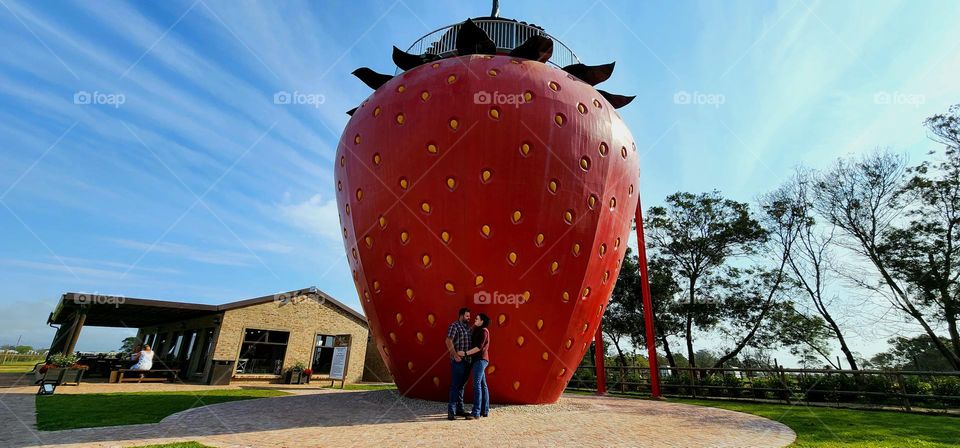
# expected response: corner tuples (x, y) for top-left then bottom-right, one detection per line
(392, 46), (442, 71)
(352, 67), (393, 90)
(598, 89), (635, 108)
(456, 19), (497, 56)
(562, 62), (615, 86)
(508, 35), (553, 62)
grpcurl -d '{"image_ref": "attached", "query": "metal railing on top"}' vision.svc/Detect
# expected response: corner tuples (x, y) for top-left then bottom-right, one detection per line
(397, 19), (581, 74)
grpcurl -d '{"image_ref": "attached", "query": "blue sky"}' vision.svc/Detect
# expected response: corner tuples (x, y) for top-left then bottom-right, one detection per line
(1, 0), (958, 361)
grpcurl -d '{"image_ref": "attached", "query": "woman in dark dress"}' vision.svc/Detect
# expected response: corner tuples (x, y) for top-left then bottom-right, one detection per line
(461, 313), (490, 418)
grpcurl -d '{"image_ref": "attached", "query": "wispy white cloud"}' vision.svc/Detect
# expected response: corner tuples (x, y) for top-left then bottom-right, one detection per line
(107, 238), (255, 266)
(276, 193), (343, 242)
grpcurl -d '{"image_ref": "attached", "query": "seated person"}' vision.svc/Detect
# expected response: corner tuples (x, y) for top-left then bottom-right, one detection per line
(129, 344), (154, 370)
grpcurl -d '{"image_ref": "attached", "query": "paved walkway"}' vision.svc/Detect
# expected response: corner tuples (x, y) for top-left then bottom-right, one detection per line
(1, 378), (795, 447)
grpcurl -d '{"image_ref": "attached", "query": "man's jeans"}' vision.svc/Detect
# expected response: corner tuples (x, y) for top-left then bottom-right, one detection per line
(470, 359), (490, 417)
(447, 359), (470, 416)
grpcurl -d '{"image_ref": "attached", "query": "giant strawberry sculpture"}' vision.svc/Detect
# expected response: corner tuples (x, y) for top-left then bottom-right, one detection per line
(335, 18), (638, 404)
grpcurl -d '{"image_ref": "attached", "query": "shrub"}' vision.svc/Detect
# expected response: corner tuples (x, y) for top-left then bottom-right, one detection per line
(661, 373), (692, 395)
(747, 376), (770, 399)
(702, 374), (728, 397)
(858, 374), (893, 404)
(931, 376), (960, 397)
(798, 374), (838, 402)
(722, 374), (744, 397)
(902, 376), (933, 396)
(624, 369), (645, 393)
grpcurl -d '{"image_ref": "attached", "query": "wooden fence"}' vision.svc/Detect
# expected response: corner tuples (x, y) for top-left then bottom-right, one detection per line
(568, 364), (960, 411)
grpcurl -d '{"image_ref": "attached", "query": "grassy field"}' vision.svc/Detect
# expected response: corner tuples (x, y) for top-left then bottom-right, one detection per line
(35, 389), (289, 431)
(0, 360), (41, 373)
(565, 389), (959, 446)
(674, 398), (960, 447)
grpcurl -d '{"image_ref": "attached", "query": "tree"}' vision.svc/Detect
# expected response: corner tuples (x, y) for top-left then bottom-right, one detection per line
(604, 248), (641, 367)
(646, 256), (683, 370)
(14, 345), (33, 354)
(869, 335), (956, 371)
(880, 104), (960, 366)
(813, 149), (960, 369)
(646, 191), (767, 368)
(771, 302), (837, 368)
(120, 336), (140, 353)
(604, 248), (683, 370)
(763, 169), (860, 370)
(704, 265), (820, 368)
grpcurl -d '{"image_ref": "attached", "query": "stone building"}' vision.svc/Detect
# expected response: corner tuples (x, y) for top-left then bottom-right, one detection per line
(46, 287), (390, 384)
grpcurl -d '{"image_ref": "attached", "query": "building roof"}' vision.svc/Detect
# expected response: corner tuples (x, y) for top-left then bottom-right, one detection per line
(48, 287), (366, 328)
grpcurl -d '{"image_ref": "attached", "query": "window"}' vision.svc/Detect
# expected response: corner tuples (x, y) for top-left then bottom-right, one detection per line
(182, 331), (197, 361)
(238, 329), (289, 374)
(154, 333), (170, 355)
(192, 328), (214, 376)
(166, 332), (184, 359)
(312, 334), (336, 375)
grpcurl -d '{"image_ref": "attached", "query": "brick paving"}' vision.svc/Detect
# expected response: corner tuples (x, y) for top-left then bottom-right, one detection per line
(0, 380), (795, 448)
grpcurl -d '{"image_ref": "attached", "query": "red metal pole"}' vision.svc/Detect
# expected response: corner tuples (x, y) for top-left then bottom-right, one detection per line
(593, 322), (607, 395)
(635, 197), (663, 399)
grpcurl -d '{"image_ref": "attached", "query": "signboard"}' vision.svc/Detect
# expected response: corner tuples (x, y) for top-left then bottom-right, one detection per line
(329, 346), (349, 380)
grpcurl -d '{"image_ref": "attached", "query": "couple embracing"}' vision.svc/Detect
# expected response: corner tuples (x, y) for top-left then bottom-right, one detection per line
(445, 307), (491, 420)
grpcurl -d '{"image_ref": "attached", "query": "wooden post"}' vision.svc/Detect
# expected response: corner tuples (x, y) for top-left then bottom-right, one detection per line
(635, 198), (663, 399)
(777, 361), (791, 405)
(896, 373), (911, 411)
(64, 310), (87, 355)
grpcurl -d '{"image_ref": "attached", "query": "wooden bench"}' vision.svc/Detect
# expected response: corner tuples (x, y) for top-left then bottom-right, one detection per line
(116, 369), (179, 383)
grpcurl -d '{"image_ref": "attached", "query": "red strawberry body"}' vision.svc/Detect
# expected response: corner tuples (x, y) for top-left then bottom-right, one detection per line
(335, 55), (638, 404)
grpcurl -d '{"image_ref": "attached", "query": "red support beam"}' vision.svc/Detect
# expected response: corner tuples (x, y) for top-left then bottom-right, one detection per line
(593, 321), (607, 395)
(635, 197), (663, 399)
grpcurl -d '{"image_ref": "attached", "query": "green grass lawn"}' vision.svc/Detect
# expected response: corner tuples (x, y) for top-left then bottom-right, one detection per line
(675, 398), (960, 447)
(36, 388), (289, 431)
(564, 389), (959, 447)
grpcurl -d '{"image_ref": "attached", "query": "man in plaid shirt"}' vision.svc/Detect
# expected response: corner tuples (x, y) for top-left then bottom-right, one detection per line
(446, 307), (472, 419)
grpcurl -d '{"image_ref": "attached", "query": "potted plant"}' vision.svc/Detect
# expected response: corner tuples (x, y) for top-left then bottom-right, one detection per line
(36, 353), (87, 385)
(286, 361), (308, 384)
